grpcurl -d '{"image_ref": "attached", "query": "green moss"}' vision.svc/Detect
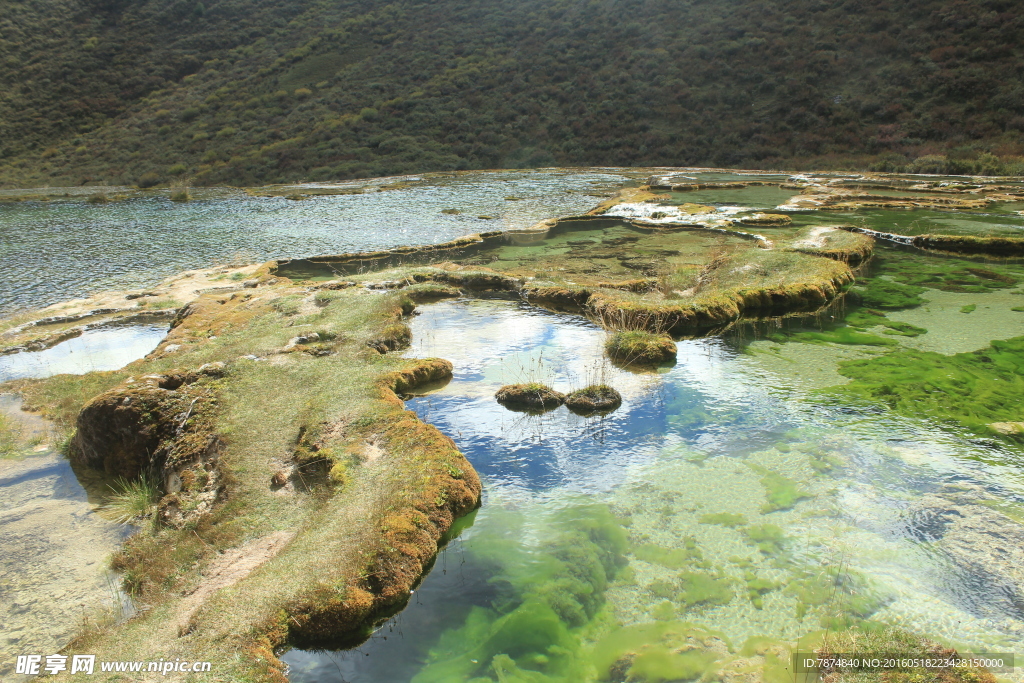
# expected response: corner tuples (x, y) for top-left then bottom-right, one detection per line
(564, 384), (622, 415)
(1012, 306), (1024, 312)
(699, 512), (747, 527)
(827, 336), (1024, 438)
(960, 303), (977, 313)
(605, 330), (677, 365)
(495, 383), (566, 412)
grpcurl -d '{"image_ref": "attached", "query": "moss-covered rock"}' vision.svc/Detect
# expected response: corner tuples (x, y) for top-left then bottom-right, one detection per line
(605, 330), (677, 364)
(564, 384), (622, 415)
(495, 383), (566, 412)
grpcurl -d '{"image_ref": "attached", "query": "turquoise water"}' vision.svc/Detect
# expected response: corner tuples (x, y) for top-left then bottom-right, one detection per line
(284, 286), (1024, 682)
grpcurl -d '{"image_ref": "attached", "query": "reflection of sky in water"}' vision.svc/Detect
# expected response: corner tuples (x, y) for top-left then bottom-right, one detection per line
(403, 299), (796, 492)
(287, 297), (1024, 683)
(0, 324), (166, 382)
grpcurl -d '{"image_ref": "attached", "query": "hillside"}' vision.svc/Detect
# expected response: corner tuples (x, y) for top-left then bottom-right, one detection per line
(1, 0), (1022, 188)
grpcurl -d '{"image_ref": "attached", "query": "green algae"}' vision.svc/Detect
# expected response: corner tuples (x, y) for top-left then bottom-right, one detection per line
(744, 572), (781, 610)
(786, 567), (882, 627)
(871, 252), (1023, 294)
(632, 537), (708, 569)
(699, 512), (747, 527)
(851, 277), (927, 310)
(808, 450), (843, 474)
(845, 308), (928, 336)
(827, 336), (1024, 438)
(960, 303), (977, 313)
(749, 464), (813, 513)
(677, 569), (735, 608)
(768, 326), (896, 347)
(412, 504), (628, 683)
(743, 524), (787, 557)
(590, 621), (730, 681)
(1012, 306), (1024, 312)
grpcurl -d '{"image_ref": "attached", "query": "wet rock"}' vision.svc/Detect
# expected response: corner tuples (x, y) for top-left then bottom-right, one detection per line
(989, 421), (1024, 435)
(906, 488), (1024, 615)
(198, 361), (226, 377)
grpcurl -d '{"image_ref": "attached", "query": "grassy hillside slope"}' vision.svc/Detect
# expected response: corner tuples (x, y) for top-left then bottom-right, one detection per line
(1, 0), (1022, 187)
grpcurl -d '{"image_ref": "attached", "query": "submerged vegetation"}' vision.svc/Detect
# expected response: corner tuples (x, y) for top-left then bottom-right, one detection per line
(830, 336), (1024, 439)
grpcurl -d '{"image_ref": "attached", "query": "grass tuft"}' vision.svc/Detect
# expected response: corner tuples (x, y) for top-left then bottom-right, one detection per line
(100, 475), (160, 525)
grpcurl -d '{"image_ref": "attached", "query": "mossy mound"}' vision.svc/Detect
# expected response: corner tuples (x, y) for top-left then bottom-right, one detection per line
(605, 330), (677, 364)
(739, 212), (792, 226)
(401, 282), (462, 301)
(495, 383), (566, 412)
(565, 385), (622, 416)
(912, 233), (1024, 257)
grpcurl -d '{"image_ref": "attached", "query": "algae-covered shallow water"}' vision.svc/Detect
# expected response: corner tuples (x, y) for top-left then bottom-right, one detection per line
(284, 272), (1024, 682)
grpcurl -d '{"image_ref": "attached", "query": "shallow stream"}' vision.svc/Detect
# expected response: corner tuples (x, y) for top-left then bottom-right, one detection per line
(284, 261), (1024, 682)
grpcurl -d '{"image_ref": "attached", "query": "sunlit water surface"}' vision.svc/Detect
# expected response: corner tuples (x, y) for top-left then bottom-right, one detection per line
(284, 297), (1024, 683)
(0, 322), (168, 383)
(0, 170), (632, 315)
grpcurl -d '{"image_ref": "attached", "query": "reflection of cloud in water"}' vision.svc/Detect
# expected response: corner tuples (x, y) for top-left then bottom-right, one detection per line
(0, 324), (167, 382)
(405, 299), (669, 493)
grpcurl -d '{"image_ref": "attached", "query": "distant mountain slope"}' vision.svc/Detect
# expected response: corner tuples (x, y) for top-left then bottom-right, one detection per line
(1, 0), (1022, 187)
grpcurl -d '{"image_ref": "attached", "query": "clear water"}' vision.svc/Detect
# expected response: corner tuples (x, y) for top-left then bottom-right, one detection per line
(789, 207), (1024, 238)
(284, 292), (1024, 682)
(0, 322), (168, 382)
(0, 170), (630, 315)
(0, 396), (130, 682)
